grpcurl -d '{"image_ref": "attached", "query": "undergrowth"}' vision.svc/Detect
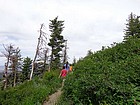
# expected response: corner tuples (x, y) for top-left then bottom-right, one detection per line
(58, 37), (140, 105)
(0, 70), (61, 105)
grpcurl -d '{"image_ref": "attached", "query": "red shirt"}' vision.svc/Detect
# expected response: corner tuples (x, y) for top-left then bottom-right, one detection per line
(61, 69), (67, 77)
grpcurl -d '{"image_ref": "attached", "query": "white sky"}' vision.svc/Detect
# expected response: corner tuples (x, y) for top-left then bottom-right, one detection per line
(0, 0), (140, 65)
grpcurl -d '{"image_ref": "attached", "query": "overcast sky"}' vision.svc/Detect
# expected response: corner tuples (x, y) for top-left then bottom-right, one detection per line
(0, 0), (140, 65)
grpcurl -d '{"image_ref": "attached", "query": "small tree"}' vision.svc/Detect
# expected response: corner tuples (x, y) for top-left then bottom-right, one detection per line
(87, 49), (93, 56)
(72, 57), (76, 66)
(124, 13), (140, 40)
(22, 57), (32, 82)
(48, 16), (65, 69)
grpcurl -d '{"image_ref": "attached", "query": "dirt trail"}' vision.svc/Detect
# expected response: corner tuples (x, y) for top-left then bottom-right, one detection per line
(43, 77), (66, 105)
(43, 88), (62, 105)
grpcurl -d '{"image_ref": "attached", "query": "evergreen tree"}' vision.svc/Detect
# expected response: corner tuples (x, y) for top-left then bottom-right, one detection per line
(22, 57), (32, 81)
(72, 57), (76, 66)
(48, 17), (65, 69)
(124, 13), (140, 40)
(87, 49), (93, 56)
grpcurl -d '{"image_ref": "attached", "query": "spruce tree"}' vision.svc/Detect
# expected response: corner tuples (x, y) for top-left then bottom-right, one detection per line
(48, 17), (65, 69)
(22, 57), (32, 81)
(124, 13), (140, 40)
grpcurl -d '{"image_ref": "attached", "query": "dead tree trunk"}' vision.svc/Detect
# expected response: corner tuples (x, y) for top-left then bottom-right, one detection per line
(2, 44), (13, 89)
(63, 40), (68, 64)
(43, 48), (49, 71)
(4, 61), (9, 89)
(30, 24), (44, 80)
(11, 47), (20, 87)
(12, 56), (17, 87)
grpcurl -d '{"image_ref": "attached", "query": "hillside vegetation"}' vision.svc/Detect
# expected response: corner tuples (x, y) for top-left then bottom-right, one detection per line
(0, 70), (62, 105)
(58, 37), (140, 105)
(0, 13), (140, 104)
(1, 37), (140, 105)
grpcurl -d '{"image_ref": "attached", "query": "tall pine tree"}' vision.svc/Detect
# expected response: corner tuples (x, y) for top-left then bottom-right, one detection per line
(22, 57), (32, 81)
(48, 17), (65, 69)
(124, 13), (140, 40)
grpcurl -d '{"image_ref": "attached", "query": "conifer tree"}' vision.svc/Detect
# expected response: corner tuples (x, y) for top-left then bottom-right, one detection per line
(48, 17), (65, 69)
(22, 57), (32, 81)
(124, 13), (140, 40)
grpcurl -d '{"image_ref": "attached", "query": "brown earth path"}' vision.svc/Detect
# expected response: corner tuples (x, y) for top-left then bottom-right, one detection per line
(43, 88), (62, 105)
(43, 80), (65, 105)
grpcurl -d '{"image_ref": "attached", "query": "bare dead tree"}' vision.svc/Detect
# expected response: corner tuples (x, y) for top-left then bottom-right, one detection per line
(63, 40), (68, 64)
(43, 48), (49, 71)
(30, 24), (43, 80)
(1, 44), (14, 89)
(10, 47), (21, 87)
(30, 24), (49, 80)
(0, 44), (22, 89)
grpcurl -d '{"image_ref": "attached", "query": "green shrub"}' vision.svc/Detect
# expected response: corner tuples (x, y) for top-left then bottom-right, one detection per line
(0, 70), (61, 105)
(58, 37), (140, 105)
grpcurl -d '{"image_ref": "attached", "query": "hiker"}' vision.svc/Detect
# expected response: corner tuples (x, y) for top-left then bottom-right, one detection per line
(59, 66), (67, 87)
(59, 66), (67, 79)
(69, 64), (73, 72)
(64, 61), (70, 72)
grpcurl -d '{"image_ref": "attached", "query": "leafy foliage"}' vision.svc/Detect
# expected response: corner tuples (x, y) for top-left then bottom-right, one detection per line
(0, 70), (61, 105)
(58, 37), (140, 105)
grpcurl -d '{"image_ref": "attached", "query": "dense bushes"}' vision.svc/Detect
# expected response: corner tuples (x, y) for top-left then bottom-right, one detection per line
(1, 37), (140, 105)
(0, 70), (61, 105)
(58, 37), (140, 105)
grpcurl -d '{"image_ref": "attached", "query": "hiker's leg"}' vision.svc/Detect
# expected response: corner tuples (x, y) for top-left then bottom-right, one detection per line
(62, 79), (65, 87)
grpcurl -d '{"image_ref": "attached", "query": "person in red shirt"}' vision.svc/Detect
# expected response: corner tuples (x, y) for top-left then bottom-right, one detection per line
(59, 66), (67, 78)
(59, 66), (67, 87)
